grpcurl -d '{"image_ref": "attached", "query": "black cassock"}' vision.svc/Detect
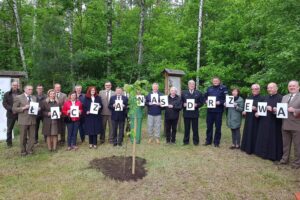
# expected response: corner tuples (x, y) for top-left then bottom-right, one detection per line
(254, 94), (283, 161)
(241, 95), (264, 154)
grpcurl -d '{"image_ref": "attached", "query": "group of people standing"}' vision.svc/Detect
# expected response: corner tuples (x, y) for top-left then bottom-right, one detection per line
(240, 81), (300, 169)
(2, 78), (300, 169)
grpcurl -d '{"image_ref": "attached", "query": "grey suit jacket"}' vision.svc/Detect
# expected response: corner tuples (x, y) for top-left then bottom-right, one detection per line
(99, 90), (115, 115)
(282, 92), (300, 131)
(12, 93), (37, 126)
(56, 92), (67, 107)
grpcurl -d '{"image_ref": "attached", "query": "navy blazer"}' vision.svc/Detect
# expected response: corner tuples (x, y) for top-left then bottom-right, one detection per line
(182, 90), (204, 118)
(83, 96), (103, 115)
(108, 95), (128, 121)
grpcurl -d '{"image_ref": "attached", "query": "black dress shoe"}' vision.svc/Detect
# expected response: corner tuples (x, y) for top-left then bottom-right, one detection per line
(193, 143), (199, 146)
(183, 143), (189, 146)
(113, 143), (118, 146)
(214, 144), (220, 147)
(203, 143), (211, 146)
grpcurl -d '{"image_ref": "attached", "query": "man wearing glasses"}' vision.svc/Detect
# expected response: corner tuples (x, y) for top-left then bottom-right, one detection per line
(99, 81), (115, 144)
(12, 85), (37, 156)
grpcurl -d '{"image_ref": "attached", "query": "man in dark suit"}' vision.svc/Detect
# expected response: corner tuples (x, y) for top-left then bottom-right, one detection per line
(54, 83), (67, 145)
(277, 80), (300, 169)
(12, 85), (37, 156)
(34, 84), (46, 144)
(2, 81), (22, 147)
(182, 80), (204, 145)
(108, 87), (128, 146)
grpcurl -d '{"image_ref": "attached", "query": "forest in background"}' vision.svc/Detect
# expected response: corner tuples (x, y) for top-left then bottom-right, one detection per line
(0, 0), (299, 95)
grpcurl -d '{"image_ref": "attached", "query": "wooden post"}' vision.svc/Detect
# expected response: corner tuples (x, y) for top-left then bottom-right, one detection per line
(132, 116), (137, 175)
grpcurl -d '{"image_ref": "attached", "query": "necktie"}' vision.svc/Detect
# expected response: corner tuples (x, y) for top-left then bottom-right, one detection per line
(106, 91), (109, 102)
(28, 96), (31, 103)
(56, 93), (59, 99)
(287, 94), (294, 104)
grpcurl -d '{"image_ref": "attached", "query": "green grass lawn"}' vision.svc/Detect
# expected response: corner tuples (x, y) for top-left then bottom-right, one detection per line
(0, 116), (299, 200)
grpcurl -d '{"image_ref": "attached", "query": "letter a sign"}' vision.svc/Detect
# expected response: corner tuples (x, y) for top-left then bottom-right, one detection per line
(51, 107), (60, 119)
(276, 103), (288, 119)
(115, 100), (123, 111)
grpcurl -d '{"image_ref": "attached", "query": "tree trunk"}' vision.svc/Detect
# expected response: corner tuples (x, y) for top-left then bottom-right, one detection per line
(196, 0), (204, 89)
(12, 0), (28, 79)
(66, 5), (75, 85)
(137, 0), (145, 79)
(31, 0), (37, 57)
(106, 0), (113, 75)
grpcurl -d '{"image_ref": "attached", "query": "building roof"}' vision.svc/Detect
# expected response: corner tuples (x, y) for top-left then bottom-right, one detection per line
(162, 68), (185, 76)
(0, 70), (27, 78)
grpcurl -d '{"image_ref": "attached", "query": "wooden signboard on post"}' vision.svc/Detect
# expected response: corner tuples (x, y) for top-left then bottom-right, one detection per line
(161, 68), (185, 133)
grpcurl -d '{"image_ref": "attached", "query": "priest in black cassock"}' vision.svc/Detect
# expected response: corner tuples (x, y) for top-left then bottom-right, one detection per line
(254, 83), (283, 161)
(241, 84), (264, 154)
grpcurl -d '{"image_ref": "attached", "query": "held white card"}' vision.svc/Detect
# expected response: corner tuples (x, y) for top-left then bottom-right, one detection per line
(28, 102), (39, 115)
(226, 95), (235, 108)
(257, 102), (267, 116)
(115, 100), (123, 111)
(207, 96), (216, 108)
(186, 99), (195, 111)
(136, 95), (145, 106)
(160, 95), (169, 107)
(50, 107), (60, 119)
(150, 93), (159, 105)
(90, 103), (100, 114)
(276, 103), (288, 119)
(70, 106), (79, 118)
(244, 99), (254, 112)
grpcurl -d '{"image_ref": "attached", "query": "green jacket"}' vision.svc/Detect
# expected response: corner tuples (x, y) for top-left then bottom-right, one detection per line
(226, 96), (244, 129)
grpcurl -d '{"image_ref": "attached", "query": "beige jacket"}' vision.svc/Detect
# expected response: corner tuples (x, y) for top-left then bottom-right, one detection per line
(99, 90), (115, 115)
(12, 93), (37, 125)
(282, 92), (300, 131)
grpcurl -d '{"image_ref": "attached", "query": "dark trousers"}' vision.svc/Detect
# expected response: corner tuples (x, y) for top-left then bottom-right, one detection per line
(165, 118), (178, 143)
(112, 120), (125, 145)
(231, 128), (241, 146)
(183, 118), (199, 145)
(67, 121), (79, 147)
(78, 120), (85, 142)
(35, 116), (43, 143)
(89, 135), (97, 145)
(6, 116), (17, 145)
(206, 112), (223, 145)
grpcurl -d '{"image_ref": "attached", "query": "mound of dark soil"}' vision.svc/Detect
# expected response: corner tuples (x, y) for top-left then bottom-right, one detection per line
(90, 156), (147, 182)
